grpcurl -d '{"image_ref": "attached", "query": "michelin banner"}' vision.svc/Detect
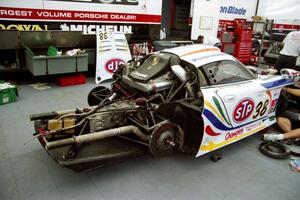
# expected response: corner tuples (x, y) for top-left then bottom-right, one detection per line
(60, 23), (133, 34)
(95, 31), (132, 83)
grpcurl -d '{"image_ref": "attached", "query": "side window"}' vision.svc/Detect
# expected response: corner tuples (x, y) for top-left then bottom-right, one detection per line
(202, 60), (253, 85)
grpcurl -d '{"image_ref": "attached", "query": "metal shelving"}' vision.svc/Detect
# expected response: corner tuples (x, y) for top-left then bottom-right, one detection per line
(251, 19), (274, 66)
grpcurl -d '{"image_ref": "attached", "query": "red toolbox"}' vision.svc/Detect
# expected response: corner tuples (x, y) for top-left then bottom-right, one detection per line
(236, 57), (251, 64)
(57, 73), (86, 87)
(235, 42), (252, 54)
(234, 18), (247, 34)
(221, 43), (236, 54)
(238, 30), (253, 42)
(220, 31), (234, 43)
(234, 41), (252, 64)
(235, 41), (252, 49)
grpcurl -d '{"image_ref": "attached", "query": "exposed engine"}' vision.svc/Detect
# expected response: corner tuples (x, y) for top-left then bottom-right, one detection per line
(121, 53), (179, 93)
(88, 100), (139, 132)
(30, 51), (201, 165)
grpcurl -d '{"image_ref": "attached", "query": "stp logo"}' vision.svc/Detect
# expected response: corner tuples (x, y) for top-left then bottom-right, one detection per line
(233, 98), (254, 122)
(105, 58), (125, 73)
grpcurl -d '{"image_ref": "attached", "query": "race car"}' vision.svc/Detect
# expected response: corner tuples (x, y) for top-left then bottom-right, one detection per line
(30, 44), (295, 171)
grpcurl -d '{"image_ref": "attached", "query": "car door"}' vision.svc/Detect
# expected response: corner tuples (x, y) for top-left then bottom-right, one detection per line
(196, 60), (278, 157)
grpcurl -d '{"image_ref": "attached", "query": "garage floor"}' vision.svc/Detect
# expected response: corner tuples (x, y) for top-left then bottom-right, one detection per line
(1, 78), (299, 200)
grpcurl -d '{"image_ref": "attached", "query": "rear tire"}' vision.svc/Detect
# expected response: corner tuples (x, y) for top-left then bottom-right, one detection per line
(87, 86), (111, 106)
(259, 141), (291, 159)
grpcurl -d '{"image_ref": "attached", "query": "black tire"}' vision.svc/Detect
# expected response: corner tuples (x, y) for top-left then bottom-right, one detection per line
(294, 138), (300, 146)
(291, 151), (300, 157)
(259, 141), (291, 159)
(87, 86), (111, 106)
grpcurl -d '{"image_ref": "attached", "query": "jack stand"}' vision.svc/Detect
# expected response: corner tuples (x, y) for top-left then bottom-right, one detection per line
(210, 153), (222, 162)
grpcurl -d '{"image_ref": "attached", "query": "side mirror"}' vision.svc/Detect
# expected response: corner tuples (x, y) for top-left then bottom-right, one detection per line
(280, 68), (300, 85)
(246, 66), (278, 75)
(245, 65), (258, 74)
(280, 68), (300, 77)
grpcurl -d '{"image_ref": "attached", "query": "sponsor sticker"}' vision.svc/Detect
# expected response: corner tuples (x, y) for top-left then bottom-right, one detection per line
(0, 24), (48, 31)
(220, 6), (246, 15)
(225, 128), (243, 140)
(245, 122), (262, 132)
(60, 24), (132, 35)
(233, 98), (254, 123)
(104, 58), (125, 73)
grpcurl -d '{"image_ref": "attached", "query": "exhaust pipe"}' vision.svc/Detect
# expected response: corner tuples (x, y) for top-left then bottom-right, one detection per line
(45, 125), (148, 150)
(30, 111), (58, 121)
(30, 107), (97, 121)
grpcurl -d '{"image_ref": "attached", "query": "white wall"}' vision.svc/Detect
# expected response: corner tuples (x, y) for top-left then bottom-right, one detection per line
(219, 0), (257, 20)
(257, 0), (300, 25)
(190, 0), (257, 39)
(191, 0), (221, 40)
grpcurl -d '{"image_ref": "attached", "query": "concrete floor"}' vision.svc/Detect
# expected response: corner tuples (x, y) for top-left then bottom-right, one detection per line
(0, 78), (299, 200)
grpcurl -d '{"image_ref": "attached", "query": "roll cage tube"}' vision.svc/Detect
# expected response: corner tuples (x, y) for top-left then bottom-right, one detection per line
(180, 61), (207, 87)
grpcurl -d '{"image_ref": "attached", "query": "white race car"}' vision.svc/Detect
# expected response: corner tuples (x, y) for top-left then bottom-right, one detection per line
(30, 44), (295, 171)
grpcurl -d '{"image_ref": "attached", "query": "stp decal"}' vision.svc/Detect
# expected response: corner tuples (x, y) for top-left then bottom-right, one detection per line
(233, 98), (254, 123)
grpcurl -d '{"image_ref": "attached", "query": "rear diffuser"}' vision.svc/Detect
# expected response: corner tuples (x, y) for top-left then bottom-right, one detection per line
(44, 137), (148, 172)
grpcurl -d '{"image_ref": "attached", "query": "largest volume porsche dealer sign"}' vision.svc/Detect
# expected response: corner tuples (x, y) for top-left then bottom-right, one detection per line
(47, 0), (139, 5)
(0, 0), (162, 24)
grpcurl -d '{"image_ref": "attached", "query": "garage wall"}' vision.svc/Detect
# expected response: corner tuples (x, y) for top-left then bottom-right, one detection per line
(191, 0), (221, 40)
(219, 0), (257, 20)
(257, 0), (300, 25)
(190, 0), (257, 39)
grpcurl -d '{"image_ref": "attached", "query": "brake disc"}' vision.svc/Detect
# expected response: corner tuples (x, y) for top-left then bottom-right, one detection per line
(149, 122), (184, 156)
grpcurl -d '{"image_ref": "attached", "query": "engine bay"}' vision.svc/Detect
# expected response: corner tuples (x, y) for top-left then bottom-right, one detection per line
(30, 51), (203, 170)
